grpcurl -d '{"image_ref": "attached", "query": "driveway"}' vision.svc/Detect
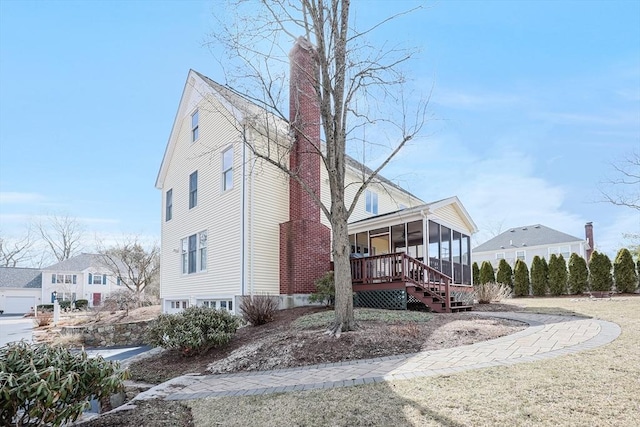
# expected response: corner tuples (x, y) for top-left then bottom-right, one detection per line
(0, 315), (34, 347)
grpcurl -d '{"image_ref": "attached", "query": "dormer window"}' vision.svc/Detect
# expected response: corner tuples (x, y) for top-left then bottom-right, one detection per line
(191, 110), (199, 142)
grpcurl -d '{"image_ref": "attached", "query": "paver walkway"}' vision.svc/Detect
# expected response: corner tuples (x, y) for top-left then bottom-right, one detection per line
(133, 312), (620, 402)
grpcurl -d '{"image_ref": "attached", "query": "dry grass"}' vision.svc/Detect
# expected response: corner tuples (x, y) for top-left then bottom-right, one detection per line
(188, 296), (640, 427)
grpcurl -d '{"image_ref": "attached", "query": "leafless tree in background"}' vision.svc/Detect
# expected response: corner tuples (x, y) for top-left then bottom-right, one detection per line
(600, 151), (640, 211)
(209, 0), (429, 333)
(37, 213), (84, 262)
(0, 230), (35, 267)
(97, 236), (160, 307)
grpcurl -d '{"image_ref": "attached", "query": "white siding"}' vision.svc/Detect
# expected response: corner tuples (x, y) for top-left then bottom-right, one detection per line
(320, 166), (422, 228)
(474, 241), (586, 268)
(160, 90), (244, 300)
(246, 151), (290, 295)
(432, 205), (469, 234)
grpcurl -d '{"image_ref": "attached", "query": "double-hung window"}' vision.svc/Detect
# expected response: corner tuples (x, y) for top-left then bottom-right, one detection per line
(182, 231), (207, 274)
(189, 171), (198, 209)
(191, 110), (199, 142)
(52, 274), (77, 284)
(199, 231), (207, 270)
(88, 273), (107, 285)
(516, 250), (526, 262)
(365, 190), (378, 215)
(166, 189), (173, 221)
(222, 147), (233, 191)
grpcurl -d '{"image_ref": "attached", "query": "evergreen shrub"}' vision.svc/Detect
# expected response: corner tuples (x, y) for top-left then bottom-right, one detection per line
(589, 251), (613, 292)
(530, 256), (548, 296)
(472, 262), (480, 285)
(146, 306), (240, 356)
(613, 248), (638, 293)
(496, 259), (513, 288)
(308, 272), (335, 306)
(0, 341), (128, 427)
(567, 253), (588, 295)
(513, 259), (530, 297)
(548, 254), (568, 296)
(479, 261), (496, 285)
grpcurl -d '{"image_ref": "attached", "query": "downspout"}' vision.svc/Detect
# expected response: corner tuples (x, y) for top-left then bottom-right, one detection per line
(241, 126), (247, 296)
(249, 134), (255, 296)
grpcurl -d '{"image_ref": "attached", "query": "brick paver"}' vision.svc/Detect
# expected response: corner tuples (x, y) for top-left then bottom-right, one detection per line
(132, 312), (620, 402)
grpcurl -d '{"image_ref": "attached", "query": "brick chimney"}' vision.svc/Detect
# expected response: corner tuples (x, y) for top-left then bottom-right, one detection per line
(279, 37), (331, 298)
(585, 222), (594, 262)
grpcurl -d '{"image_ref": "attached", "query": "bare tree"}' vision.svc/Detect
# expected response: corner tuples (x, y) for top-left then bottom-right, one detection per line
(600, 151), (640, 211)
(97, 236), (160, 307)
(37, 214), (84, 262)
(209, 0), (429, 333)
(0, 231), (35, 267)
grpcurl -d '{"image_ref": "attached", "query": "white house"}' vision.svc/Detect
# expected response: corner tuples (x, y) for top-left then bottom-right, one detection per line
(0, 268), (42, 314)
(473, 223), (593, 268)
(41, 253), (125, 307)
(156, 38), (478, 314)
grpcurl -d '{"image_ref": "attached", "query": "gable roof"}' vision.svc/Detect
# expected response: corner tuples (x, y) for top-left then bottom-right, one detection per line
(473, 224), (584, 252)
(155, 69), (421, 202)
(43, 253), (104, 271)
(0, 267), (42, 289)
(349, 196), (478, 234)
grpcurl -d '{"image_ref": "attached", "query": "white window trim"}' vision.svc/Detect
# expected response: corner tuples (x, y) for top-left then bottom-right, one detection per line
(191, 110), (199, 142)
(516, 250), (526, 261)
(199, 299), (234, 313)
(222, 146), (233, 192)
(181, 230), (207, 275)
(365, 189), (378, 215)
(189, 170), (198, 209)
(165, 188), (173, 221)
(495, 252), (505, 260)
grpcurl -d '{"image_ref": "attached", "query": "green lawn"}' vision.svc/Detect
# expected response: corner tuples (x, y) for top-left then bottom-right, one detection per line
(188, 297), (640, 426)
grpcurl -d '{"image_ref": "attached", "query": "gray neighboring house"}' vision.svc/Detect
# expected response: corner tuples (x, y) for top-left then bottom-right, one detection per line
(0, 267), (43, 314)
(473, 223), (593, 268)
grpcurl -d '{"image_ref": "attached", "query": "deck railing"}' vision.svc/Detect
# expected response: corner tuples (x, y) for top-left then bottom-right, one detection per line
(350, 253), (452, 311)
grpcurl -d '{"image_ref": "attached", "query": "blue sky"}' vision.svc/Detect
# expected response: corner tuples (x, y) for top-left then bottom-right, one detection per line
(1, 0), (638, 258)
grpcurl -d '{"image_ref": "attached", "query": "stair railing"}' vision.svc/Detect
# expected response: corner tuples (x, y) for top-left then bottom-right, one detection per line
(350, 253), (452, 312)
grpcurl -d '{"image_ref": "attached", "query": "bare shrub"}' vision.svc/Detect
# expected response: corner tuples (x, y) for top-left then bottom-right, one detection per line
(239, 294), (279, 326)
(100, 290), (138, 315)
(35, 313), (53, 327)
(474, 282), (513, 304)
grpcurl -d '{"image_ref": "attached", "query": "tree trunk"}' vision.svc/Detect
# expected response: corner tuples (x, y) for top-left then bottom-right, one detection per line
(329, 202), (356, 334)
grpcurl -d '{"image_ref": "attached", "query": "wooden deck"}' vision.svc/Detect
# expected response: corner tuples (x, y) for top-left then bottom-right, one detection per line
(350, 253), (472, 313)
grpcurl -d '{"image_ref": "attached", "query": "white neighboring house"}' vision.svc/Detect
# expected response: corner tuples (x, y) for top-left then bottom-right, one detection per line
(41, 253), (126, 307)
(156, 38), (478, 314)
(0, 268), (42, 314)
(473, 223), (593, 269)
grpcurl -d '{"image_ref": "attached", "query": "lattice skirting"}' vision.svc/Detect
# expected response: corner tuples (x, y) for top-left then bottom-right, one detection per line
(354, 290), (407, 310)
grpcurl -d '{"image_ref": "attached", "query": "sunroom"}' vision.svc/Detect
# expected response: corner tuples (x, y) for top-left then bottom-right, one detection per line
(347, 197), (477, 312)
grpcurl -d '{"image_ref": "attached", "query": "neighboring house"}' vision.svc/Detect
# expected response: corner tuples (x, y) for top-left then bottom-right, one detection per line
(41, 253), (126, 307)
(473, 223), (593, 269)
(0, 267), (43, 314)
(156, 38), (477, 314)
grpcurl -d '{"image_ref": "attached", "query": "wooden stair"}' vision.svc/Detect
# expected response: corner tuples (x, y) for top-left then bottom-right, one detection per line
(350, 252), (473, 313)
(406, 284), (472, 313)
